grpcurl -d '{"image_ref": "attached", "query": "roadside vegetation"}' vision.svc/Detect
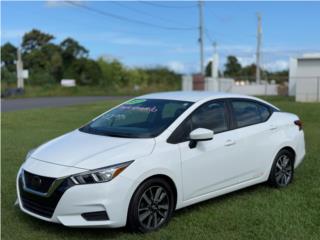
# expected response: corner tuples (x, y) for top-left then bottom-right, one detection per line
(1, 29), (181, 97)
(1, 29), (290, 98)
(2, 97), (319, 240)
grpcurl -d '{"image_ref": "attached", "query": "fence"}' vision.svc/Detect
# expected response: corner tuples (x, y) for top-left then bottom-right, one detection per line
(182, 76), (278, 96)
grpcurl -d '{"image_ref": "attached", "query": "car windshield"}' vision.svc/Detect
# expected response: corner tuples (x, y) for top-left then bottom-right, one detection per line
(79, 99), (193, 138)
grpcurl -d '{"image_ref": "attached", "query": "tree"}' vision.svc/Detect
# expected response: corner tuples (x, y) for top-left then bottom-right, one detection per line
(42, 44), (63, 82)
(1, 42), (17, 71)
(266, 70), (288, 83)
(205, 61), (212, 77)
(1, 43), (18, 85)
(23, 43), (63, 84)
(60, 38), (88, 65)
(97, 57), (127, 87)
(21, 29), (54, 53)
(240, 64), (257, 81)
(65, 58), (102, 85)
(143, 67), (181, 89)
(224, 56), (242, 77)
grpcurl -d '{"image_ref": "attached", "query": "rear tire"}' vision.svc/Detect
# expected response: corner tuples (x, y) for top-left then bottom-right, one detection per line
(127, 177), (175, 233)
(268, 149), (294, 188)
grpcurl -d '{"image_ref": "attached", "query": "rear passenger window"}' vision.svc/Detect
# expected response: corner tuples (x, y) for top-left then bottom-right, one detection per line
(258, 104), (271, 122)
(232, 100), (270, 128)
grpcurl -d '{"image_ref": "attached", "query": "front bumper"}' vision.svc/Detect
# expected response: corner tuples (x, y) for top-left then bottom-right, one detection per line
(17, 171), (134, 228)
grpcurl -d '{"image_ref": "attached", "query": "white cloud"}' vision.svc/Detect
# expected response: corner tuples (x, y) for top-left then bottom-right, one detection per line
(236, 55), (256, 66)
(263, 60), (289, 71)
(54, 31), (168, 47)
(167, 61), (186, 73)
(109, 37), (167, 47)
(236, 56), (289, 71)
(171, 44), (254, 55)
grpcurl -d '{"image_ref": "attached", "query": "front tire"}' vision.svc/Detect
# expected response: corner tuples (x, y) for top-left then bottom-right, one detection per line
(127, 177), (175, 233)
(268, 149), (294, 188)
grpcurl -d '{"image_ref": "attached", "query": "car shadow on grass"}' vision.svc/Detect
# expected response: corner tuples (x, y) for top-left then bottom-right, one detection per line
(14, 209), (130, 239)
(174, 183), (267, 218)
(15, 182), (277, 238)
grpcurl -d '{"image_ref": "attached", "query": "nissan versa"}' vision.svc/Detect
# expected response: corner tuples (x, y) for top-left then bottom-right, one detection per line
(16, 92), (305, 232)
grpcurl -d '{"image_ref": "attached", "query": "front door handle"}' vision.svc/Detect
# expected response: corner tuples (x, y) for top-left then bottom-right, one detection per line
(225, 139), (236, 146)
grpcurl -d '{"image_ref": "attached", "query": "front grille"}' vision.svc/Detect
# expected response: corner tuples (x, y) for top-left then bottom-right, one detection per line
(20, 196), (56, 218)
(23, 170), (56, 193)
(19, 173), (74, 218)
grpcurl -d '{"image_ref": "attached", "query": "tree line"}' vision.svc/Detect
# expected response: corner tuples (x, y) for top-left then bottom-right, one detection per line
(1, 29), (181, 91)
(1, 29), (288, 92)
(205, 56), (288, 83)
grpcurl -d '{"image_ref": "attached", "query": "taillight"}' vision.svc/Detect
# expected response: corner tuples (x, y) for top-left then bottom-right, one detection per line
(294, 120), (303, 130)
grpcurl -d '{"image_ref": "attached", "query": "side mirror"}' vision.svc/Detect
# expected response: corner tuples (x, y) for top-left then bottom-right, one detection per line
(189, 128), (214, 149)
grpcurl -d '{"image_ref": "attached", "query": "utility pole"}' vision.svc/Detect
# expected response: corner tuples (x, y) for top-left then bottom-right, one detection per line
(198, 0), (204, 75)
(211, 41), (220, 91)
(213, 41), (217, 55)
(256, 13), (262, 84)
(16, 48), (24, 89)
(211, 41), (217, 78)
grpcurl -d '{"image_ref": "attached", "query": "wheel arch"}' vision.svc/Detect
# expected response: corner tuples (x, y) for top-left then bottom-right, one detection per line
(130, 174), (178, 209)
(266, 145), (297, 180)
(279, 146), (296, 165)
(125, 173), (179, 229)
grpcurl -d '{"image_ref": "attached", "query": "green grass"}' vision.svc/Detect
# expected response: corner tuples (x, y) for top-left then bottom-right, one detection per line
(1, 97), (320, 240)
(2, 84), (180, 99)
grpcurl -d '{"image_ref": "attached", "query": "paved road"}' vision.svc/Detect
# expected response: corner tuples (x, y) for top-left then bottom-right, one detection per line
(1, 96), (130, 112)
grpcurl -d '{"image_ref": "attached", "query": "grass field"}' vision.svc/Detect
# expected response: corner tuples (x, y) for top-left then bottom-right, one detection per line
(2, 84), (179, 99)
(1, 97), (320, 240)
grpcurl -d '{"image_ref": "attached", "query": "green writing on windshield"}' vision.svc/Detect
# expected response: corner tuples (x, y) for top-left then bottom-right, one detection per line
(126, 99), (146, 105)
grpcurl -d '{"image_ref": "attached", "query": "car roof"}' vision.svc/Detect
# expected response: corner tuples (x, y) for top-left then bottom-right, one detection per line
(138, 91), (279, 110)
(139, 91), (259, 102)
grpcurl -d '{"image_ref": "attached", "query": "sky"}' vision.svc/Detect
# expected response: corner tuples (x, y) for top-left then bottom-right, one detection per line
(1, 0), (320, 73)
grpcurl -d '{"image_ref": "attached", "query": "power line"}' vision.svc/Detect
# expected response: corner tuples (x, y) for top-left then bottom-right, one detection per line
(65, 1), (197, 31)
(139, 1), (197, 9)
(205, 28), (214, 43)
(111, 1), (195, 28)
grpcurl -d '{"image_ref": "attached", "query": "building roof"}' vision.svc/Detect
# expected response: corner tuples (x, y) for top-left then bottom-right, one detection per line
(297, 53), (320, 60)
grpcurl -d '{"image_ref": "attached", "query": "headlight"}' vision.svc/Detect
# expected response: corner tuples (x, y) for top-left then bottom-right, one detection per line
(70, 161), (134, 185)
(25, 148), (36, 161)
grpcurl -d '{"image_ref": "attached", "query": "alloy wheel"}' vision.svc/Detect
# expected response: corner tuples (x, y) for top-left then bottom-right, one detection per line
(137, 185), (169, 230)
(275, 154), (293, 186)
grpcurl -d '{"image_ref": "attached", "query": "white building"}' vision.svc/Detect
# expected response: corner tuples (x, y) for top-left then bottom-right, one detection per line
(289, 54), (320, 102)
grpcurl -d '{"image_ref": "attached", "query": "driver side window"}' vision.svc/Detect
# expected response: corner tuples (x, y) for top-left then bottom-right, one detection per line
(191, 101), (228, 133)
(168, 100), (229, 143)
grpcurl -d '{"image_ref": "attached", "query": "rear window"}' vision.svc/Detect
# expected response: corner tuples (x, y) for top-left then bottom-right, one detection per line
(232, 100), (271, 128)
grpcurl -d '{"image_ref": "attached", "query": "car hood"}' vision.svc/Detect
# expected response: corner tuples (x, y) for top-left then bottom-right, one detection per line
(31, 130), (155, 170)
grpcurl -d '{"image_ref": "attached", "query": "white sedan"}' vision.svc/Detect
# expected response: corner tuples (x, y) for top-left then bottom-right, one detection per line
(16, 91), (305, 232)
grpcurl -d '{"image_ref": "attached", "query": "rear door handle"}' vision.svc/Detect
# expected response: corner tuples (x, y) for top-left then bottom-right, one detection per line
(225, 139), (236, 146)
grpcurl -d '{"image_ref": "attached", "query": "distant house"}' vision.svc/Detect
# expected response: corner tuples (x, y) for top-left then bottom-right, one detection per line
(289, 54), (320, 102)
